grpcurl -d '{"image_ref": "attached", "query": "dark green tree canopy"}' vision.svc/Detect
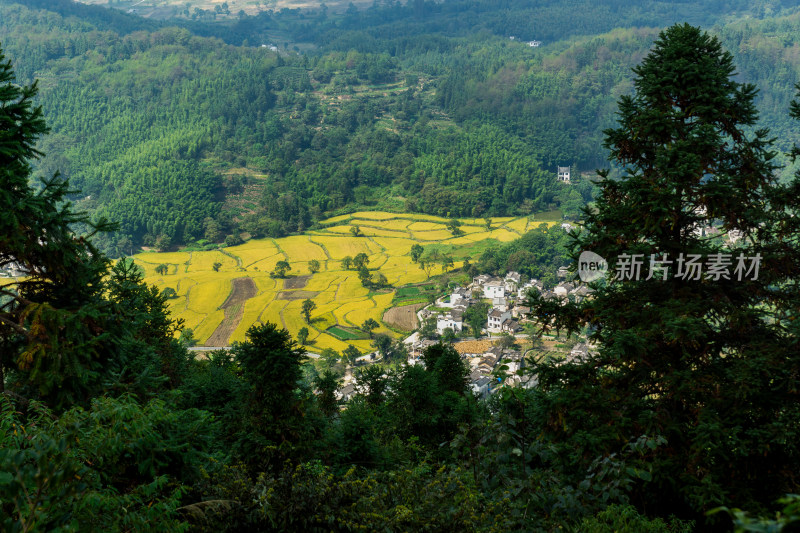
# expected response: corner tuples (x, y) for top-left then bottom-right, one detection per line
(527, 23), (800, 520)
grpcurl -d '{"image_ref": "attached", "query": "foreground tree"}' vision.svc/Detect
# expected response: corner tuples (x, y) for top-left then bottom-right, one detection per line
(527, 24), (800, 522)
(0, 47), (192, 409)
(232, 322), (310, 468)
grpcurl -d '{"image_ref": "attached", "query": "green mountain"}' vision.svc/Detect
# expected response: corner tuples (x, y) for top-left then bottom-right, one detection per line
(1, 0), (800, 255)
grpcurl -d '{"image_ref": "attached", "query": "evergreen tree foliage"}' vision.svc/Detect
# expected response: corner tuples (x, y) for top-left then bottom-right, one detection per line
(527, 23), (800, 521)
(232, 322), (312, 468)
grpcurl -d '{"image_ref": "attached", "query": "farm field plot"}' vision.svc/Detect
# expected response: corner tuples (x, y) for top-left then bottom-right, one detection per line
(327, 325), (368, 341)
(279, 236), (328, 262)
(226, 240), (280, 266)
(185, 278), (232, 314)
(134, 209), (565, 351)
(370, 237), (419, 255)
(343, 211), (408, 221)
(407, 221), (445, 232)
(383, 303), (425, 331)
(311, 236), (373, 259)
(357, 226), (409, 238)
(304, 272), (345, 292)
(380, 256), (427, 285)
(231, 291), (279, 341)
(504, 217), (530, 233)
(206, 278), (258, 346)
(136, 252), (191, 265)
(333, 298), (373, 327)
(175, 308), (206, 333)
(247, 253), (286, 273)
(186, 251), (239, 272)
(366, 219), (412, 231)
(258, 300), (289, 330)
(458, 225), (487, 235)
(321, 225), (355, 234)
(490, 228), (528, 242)
(410, 229), (455, 241)
(194, 309), (226, 344)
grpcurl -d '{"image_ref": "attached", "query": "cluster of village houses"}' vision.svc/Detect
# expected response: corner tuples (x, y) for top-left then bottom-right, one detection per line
(336, 270), (594, 401)
(421, 269), (592, 338)
(407, 270), (593, 398)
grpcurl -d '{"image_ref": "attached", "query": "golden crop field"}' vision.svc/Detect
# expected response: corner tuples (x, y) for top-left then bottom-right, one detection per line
(186, 251), (239, 272)
(132, 210), (562, 349)
(310, 236), (373, 259)
(360, 226), (411, 238)
(410, 229), (455, 241)
(226, 240), (280, 267)
(370, 219), (412, 231)
(136, 251), (191, 265)
(370, 236), (419, 255)
(278, 236), (328, 262)
(246, 253), (286, 273)
(185, 278), (231, 313)
(407, 221), (444, 232)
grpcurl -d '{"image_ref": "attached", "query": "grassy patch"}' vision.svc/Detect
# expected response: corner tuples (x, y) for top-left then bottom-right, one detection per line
(395, 286), (421, 298)
(327, 325), (369, 341)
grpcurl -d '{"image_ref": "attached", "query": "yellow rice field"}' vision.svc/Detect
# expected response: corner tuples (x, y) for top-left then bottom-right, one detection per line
(361, 226), (413, 238)
(133, 210), (563, 350)
(407, 221), (444, 232)
(226, 240), (280, 266)
(410, 229), (456, 241)
(368, 219), (412, 231)
(186, 251), (239, 272)
(311, 236), (373, 259)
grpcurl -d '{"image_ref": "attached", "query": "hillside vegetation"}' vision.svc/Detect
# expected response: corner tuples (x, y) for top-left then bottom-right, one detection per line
(3, 11), (800, 531)
(3, 0), (800, 255)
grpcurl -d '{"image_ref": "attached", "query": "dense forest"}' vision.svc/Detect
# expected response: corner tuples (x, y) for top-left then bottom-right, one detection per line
(2, 5), (800, 531)
(3, 0), (800, 253)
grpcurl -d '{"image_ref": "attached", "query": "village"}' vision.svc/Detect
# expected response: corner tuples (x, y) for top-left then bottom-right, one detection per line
(336, 266), (596, 402)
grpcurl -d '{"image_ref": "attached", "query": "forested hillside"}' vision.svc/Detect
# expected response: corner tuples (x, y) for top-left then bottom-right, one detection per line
(3, 21), (800, 529)
(2, 0), (800, 256)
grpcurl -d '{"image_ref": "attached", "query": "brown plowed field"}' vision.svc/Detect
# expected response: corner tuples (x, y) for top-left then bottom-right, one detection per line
(205, 277), (257, 346)
(277, 290), (320, 300)
(382, 303), (425, 331)
(284, 275), (311, 290)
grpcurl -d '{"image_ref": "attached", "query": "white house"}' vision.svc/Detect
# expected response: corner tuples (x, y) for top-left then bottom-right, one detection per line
(558, 166), (571, 183)
(436, 312), (463, 334)
(450, 287), (471, 307)
(487, 308), (512, 333)
(504, 271), (521, 292)
(501, 319), (521, 333)
(483, 280), (505, 299)
(471, 376), (492, 398)
(492, 297), (508, 312)
(472, 274), (491, 288)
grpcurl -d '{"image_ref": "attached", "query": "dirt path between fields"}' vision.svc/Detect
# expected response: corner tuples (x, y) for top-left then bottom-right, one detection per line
(204, 277), (258, 346)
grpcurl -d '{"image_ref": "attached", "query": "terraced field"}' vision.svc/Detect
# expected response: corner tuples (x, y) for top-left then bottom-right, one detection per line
(134, 211), (560, 352)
